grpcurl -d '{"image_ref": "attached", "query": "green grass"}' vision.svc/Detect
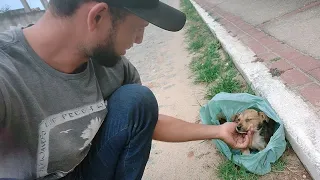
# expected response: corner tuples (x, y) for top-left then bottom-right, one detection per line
(217, 160), (259, 180)
(206, 73), (241, 99)
(196, 60), (222, 83)
(272, 158), (287, 172)
(216, 157), (287, 180)
(180, 0), (291, 179)
(180, 0), (263, 179)
(181, 0), (255, 101)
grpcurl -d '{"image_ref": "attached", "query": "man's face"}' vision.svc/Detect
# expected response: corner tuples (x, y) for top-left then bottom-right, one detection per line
(83, 4), (149, 67)
(113, 14), (149, 55)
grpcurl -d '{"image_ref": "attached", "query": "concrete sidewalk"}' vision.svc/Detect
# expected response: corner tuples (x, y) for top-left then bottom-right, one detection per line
(191, 0), (320, 179)
(194, 0), (320, 115)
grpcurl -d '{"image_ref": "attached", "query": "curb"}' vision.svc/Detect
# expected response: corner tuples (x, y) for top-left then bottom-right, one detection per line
(189, 0), (320, 179)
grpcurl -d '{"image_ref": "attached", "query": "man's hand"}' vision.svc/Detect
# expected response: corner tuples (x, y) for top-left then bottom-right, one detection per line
(219, 122), (253, 150)
(153, 114), (253, 145)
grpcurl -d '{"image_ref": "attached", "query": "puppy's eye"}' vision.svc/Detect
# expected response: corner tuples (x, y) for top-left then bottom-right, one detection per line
(245, 119), (250, 122)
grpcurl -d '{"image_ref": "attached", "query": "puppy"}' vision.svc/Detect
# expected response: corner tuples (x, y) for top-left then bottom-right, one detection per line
(231, 109), (275, 155)
(217, 109), (275, 155)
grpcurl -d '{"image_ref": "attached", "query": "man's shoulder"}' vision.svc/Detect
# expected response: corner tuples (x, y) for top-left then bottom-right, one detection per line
(0, 28), (22, 67)
(0, 47), (17, 74)
(92, 56), (141, 97)
(0, 33), (19, 72)
(0, 29), (24, 87)
(0, 50), (20, 92)
(0, 29), (18, 49)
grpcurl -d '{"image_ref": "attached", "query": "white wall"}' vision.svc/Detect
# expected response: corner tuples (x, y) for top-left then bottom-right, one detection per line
(0, 11), (45, 32)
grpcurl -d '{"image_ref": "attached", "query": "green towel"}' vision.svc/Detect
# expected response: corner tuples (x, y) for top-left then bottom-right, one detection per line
(200, 92), (286, 175)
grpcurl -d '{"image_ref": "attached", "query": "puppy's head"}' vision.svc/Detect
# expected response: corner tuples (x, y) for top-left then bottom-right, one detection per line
(232, 109), (268, 133)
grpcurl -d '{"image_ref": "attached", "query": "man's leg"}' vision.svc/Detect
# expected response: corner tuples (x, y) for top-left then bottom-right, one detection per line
(69, 84), (158, 180)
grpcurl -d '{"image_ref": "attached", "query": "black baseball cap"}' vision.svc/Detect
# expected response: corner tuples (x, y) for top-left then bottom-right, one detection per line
(105, 0), (186, 32)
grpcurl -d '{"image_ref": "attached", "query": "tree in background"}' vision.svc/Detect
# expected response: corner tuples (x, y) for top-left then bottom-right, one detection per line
(0, 4), (11, 18)
(0, 4), (10, 13)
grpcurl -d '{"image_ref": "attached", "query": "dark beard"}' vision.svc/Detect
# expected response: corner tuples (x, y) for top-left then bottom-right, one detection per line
(90, 28), (121, 68)
(90, 45), (121, 67)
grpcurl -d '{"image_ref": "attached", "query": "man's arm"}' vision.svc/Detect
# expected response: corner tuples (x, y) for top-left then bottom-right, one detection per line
(120, 57), (252, 149)
(153, 114), (221, 142)
(153, 114), (253, 150)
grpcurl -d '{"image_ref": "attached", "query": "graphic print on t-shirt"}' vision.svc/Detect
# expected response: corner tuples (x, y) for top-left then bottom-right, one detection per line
(79, 117), (102, 151)
(36, 100), (106, 178)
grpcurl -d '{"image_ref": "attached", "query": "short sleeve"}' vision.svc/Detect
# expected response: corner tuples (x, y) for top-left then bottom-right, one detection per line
(122, 56), (142, 85)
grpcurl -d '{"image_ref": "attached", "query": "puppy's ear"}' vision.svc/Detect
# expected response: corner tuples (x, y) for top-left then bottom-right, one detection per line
(259, 112), (268, 122)
(217, 112), (227, 124)
(231, 114), (239, 122)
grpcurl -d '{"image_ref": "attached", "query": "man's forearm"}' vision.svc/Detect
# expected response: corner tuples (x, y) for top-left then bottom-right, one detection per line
(152, 114), (222, 142)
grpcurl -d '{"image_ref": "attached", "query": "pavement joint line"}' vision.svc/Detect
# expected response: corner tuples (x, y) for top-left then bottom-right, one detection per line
(292, 81), (317, 90)
(211, 8), (317, 71)
(279, 58), (319, 86)
(257, 1), (320, 28)
(189, 0), (320, 179)
(196, 1), (320, 95)
(216, 10), (320, 89)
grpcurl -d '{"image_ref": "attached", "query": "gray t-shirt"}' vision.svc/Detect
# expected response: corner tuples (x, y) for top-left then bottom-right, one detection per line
(0, 28), (141, 179)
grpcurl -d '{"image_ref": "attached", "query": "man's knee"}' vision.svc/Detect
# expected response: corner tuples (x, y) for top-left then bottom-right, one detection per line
(108, 84), (159, 125)
(113, 84), (157, 106)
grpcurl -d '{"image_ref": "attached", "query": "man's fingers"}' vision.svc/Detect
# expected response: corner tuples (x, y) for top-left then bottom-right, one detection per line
(237, 131), (252, 149)
(247, 130), (253, 146)
(233, 135), (247, 149)
(242, 134), (250, 148)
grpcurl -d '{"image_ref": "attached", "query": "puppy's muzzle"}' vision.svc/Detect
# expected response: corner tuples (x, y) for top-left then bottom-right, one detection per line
(236, 125), (242, 131)
(236, 124), (246, 134)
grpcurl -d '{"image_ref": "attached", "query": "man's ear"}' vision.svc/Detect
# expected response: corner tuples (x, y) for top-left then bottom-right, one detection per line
(87, 3), (109, 32)
(259, 112), (268, 122)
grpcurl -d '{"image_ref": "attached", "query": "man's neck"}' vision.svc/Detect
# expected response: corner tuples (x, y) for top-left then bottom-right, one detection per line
(23, 12), (88, 74)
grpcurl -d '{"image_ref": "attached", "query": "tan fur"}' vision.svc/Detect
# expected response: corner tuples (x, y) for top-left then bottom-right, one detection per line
(231, 109), (270, 155)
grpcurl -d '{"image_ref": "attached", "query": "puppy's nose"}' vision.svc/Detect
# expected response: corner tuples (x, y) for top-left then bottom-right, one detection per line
(236, 125), (242, 131)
